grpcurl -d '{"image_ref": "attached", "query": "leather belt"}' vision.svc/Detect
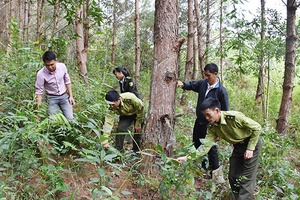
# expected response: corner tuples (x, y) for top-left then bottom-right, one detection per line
(235, 137), (250, 145)
(47, 91), (67, 96)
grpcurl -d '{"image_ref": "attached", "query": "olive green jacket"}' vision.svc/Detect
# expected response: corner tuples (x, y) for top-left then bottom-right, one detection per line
(102, 92), (144, 137)
(196, 111), (261, 157)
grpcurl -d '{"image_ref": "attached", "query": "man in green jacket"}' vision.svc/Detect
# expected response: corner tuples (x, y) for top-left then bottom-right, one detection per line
(102, 89), (144, 152)
(176, 97), (262, 200)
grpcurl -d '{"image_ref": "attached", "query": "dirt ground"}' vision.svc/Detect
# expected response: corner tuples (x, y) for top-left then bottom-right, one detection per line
(55, 153), (211, 200)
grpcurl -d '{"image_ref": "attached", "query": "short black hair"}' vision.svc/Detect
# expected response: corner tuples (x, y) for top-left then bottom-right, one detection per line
(105, 89), (120, 102)
(204, 63), (218, 74)
(200, 97), (221, 111)
(42, 51), (57, 62)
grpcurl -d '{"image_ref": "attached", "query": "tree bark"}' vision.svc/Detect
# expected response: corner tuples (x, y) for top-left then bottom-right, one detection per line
(276, 0), (297, 135)
(53, 0), (59, 37)
(205, 0), (210, 64)
(193, 27), (199, 80)
(184, 0), (194, 82)
(134, 0), (141, 89)
(194, 0), (205, 78)
(6, 0), (12, 48)
(144, 0), (182, 163)
(75, 4), (89, 85)
(111, 0), (117, 66)
(23, 0), (29, 41)
(180, 0), (194, 106)
(1, 1), (10, 46)
(219, 0), (223, 81)
(36, 0), (44, 47)
(255, 0), (266, 111)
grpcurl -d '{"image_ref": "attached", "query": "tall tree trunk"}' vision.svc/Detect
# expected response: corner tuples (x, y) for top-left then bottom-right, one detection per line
(205, 0), (210, 64)
(194, 0), (205, 78)
(11, 0), (18, 20)
(36, 0), (44, 47)
(193, 27), (199, 80)
(27, 1), (31, 41)
(23, 0), (29, 41)
(219, 0), (223, 81)
(75, 4), (89, 85)
(111, 0), (117, 66)
(83, 0), (89, 55)
(266, 51), (270, 120)
(180, 0), (194, 106)
(1, 1), (10, 46)
(255, 0), (266, 111)
(6, 0), (13, 51)
(53, 0), (59, 37)
(20, 0), (29, 41)
(185, 0), (194, 82)
(276, 0), (297, 135)
(18, 0), (22, 30)
(134, 0), (141, 89)
(0, 3), (3, 42)
(144, 0), (183, 163)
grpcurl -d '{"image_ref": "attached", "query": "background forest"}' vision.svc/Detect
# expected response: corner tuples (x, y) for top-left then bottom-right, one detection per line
(0, 0), (300, 199)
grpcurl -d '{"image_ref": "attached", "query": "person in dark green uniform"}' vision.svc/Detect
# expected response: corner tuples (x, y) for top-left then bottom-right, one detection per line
(113, 67), (141, 99)
(102, 89), (144, 152)
(176, 98), (262, 200)
(113, 67), (142, 144)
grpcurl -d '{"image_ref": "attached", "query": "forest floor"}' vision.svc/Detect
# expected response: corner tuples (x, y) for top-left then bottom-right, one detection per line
(36, 141), (300, 199)
(55, 153), (210, 200)
(43, 137), (212, 200)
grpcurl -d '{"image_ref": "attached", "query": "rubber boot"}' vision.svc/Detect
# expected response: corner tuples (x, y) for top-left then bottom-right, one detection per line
(212, 165), (226, 184)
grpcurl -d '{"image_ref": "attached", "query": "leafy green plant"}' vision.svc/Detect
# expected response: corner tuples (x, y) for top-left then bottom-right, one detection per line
(74, 147), (120, 199)
(256, 129), (300, 199)
(39, 164), (69, 197)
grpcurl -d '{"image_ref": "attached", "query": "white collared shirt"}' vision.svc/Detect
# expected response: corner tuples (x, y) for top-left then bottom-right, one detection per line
(205, 80), (219, 97)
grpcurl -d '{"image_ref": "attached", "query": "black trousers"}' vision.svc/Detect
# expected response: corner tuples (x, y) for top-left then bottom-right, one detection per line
(193, 118), (219, 170)
(229, 138), (262, 200)
(116, 115), (141, 152)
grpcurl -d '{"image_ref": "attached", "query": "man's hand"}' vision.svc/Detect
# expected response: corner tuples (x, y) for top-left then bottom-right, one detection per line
(35, 94), (43, 121)
(134, 126), (142, 133)
(69, 96), (76, 106)
(244, 150), (253, 159)
(101, 140), (110, 149)
(176, 156), (188, 163)
(177, 81), (184, 88)
(36, 94), (43, 110)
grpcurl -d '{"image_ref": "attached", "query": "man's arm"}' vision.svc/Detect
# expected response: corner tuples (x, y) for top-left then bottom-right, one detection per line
(242, 118), (261, 159)
(177, 80), (184, 88)
(132, 98), (144, 132)
(177, 131), (217, 162)
(132, 99), (144, 126)
(243, 117), (261, 151)
(36, 94), (43, 110)
(66, 84), (76, 106)
(219, 87), (229, 111)
(101, 111), (115, 148)
(35, 71), (44, 111)
(177, 80), (202, 92)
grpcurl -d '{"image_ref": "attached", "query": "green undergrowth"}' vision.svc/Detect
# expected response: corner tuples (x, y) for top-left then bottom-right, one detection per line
(0, 41), (300, 199)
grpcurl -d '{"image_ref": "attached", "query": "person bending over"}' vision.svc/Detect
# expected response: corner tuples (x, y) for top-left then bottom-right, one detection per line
(176, 98), (262, 200)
